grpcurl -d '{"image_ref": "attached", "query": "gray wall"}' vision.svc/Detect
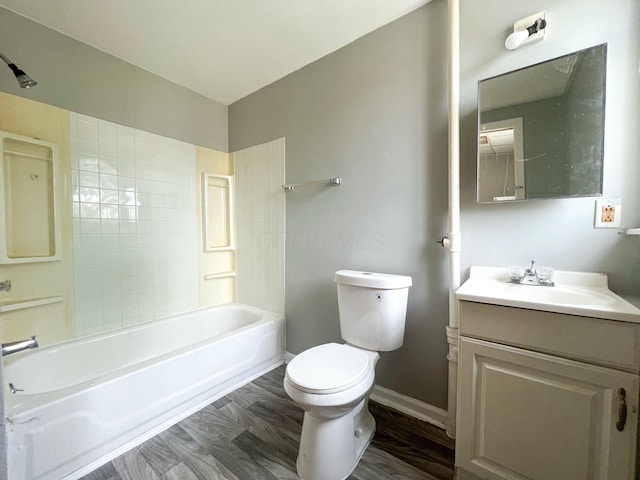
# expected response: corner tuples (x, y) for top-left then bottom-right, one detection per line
(0, 7), (228, 151)
(230, 0), (640, 409)
(230, 3), (451, 407)
(460, 0), (640, 295)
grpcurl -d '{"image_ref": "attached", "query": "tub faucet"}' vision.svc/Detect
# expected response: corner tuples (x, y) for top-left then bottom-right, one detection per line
(0, 280), (10, 292)
(2, 336), (38, 356)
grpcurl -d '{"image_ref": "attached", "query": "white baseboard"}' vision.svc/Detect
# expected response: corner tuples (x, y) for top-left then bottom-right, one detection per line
(284, 351), (449, 430)
(284, 351), (296, 363)
(370, 384), (449, 430)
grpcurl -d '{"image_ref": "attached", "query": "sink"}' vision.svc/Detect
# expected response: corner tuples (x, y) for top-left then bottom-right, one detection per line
(456, 266), (640, 322)
(490, 281), (616, 307)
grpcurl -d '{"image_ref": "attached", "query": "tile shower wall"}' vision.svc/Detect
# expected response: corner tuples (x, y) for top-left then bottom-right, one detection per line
(234, 138), (285, 315)
(70, 113), (199, 336)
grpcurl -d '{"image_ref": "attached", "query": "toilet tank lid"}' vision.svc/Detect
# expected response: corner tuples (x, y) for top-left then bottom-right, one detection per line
(335, 270), (412, 289)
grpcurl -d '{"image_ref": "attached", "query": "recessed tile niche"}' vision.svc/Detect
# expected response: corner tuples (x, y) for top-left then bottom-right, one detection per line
(0, 131), (61, 264)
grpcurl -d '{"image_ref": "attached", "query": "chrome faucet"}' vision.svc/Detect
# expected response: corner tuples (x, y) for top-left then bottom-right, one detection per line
(2, 336), (38, 356)
(523, 261), (537, 283)
(0, 280), (10, 292)
(508, 261), (554, 287)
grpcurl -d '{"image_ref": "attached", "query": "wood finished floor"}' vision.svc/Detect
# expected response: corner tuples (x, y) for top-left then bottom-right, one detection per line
(81, 365), (455, 480)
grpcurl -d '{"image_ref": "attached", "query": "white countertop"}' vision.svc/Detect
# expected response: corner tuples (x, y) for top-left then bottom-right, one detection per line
(625, 295), (640, 309)
(456, 266), (640, 323)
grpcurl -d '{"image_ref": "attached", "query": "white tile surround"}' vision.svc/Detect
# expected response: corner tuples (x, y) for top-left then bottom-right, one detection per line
(234, 138), (285, 315)
(70, 113), (199, 336)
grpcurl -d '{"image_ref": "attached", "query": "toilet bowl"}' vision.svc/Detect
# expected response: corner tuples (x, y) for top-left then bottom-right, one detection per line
(284, 270), (412, 480)
(284, 343), (380, 480)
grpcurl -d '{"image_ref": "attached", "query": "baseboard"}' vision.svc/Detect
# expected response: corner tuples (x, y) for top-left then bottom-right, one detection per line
(285, 351), (449, 430)
(284, 350), (296, 363)
(370, 384), (449, 430)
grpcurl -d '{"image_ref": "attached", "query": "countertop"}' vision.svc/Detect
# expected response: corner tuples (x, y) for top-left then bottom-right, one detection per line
(455, 266), (640, 323)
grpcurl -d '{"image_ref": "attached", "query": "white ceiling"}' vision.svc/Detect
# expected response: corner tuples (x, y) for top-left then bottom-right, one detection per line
(0, 0), (430, 105)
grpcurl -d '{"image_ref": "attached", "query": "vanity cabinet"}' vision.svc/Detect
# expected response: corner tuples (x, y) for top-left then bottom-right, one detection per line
(456, 301), (640, 480)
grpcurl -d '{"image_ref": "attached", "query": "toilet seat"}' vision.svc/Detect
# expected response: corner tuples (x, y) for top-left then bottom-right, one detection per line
(286, 343), (372, 394)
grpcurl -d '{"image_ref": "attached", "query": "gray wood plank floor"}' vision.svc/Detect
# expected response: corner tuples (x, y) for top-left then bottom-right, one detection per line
(80, 365), (455, 480)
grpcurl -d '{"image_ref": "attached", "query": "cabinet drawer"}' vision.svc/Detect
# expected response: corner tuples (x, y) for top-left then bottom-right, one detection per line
(459, 301), (640, 373)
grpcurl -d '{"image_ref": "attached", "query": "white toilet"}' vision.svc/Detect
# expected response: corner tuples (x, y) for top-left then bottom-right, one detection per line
(284, 270), (412, 480)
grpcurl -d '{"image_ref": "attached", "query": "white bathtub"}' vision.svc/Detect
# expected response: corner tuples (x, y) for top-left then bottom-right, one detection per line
(3, 303), (285, 480)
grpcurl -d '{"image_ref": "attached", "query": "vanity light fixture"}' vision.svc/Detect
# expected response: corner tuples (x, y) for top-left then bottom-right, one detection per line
(505, 11), (547, 51)
(0, 51), (37, 88)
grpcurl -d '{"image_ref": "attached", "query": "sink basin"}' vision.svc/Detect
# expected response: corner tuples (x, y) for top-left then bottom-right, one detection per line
(492, 282), (616, 307)
(456, 266), (640, 322)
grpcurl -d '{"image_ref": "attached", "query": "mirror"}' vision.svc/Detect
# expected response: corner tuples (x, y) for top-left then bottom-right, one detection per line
(477, 44), (607, 203)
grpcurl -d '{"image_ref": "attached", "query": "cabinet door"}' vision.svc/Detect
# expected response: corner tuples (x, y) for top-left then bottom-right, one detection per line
(456, 337), (638, 480)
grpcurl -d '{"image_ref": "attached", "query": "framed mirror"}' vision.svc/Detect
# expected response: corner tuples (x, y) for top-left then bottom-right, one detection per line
(477, 44), (607, 203)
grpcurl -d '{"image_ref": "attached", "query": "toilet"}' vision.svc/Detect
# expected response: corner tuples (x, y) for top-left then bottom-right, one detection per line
(284, 270), (412, 480)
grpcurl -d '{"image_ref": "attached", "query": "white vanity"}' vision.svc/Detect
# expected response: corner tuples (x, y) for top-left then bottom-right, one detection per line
(455, 266), (640, 480)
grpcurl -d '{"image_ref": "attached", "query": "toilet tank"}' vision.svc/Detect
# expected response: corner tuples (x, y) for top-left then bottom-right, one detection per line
(335, 270), (412, 351)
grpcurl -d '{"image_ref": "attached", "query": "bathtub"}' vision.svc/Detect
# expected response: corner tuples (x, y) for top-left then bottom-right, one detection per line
(3, 303), (285, 480)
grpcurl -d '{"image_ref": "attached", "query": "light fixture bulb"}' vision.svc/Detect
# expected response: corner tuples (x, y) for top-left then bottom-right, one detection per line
(16, 73), (37, 88)
(505, 30), (530, 50)
(0, 51), (38, 88)
(504, 13), (547, 51)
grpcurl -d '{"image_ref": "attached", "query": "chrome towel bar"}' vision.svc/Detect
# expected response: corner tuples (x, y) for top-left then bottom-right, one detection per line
(282, 177), (341, 192)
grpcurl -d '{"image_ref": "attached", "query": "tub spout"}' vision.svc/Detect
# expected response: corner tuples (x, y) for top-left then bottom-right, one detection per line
(2, 336), (38, 356)
(8, 383), (23, 394)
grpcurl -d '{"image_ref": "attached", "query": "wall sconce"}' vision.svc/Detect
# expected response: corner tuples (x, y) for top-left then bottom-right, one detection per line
(0, 51), (37, 88)
(505, 11), (547, 51)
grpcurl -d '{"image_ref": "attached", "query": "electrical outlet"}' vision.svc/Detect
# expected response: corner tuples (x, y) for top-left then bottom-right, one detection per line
(601, 205), (615, 223)
(594, 198), (622, 228)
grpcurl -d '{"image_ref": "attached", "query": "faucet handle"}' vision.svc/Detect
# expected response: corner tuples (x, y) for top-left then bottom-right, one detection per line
(529, 260), (536, 271)
(537, 266), (554, 285)
(508, 265), (525, 282)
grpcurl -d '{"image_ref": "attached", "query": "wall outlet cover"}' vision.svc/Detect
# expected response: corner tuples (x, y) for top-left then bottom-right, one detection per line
(594, 198), (622, 228)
